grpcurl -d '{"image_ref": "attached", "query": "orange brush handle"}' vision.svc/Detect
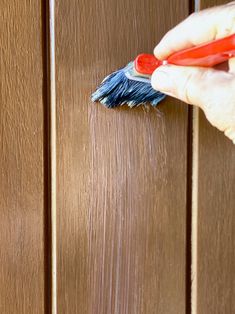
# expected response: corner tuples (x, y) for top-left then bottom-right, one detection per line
(135, 33), (235, 75)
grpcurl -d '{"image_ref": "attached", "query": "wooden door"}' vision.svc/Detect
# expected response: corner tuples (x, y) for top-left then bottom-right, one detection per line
(0, 1), (48, 313)
(55, 0), (189, 313)
(0, 0), (234, 313)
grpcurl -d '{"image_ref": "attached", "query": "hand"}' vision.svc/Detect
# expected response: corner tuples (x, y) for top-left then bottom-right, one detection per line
(151, 2), (235, 143)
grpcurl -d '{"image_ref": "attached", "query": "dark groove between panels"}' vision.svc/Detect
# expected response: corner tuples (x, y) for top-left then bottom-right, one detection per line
(185, 2), (196, 313)
(42, 0), (52, 313)
(186, 106), (193, 314)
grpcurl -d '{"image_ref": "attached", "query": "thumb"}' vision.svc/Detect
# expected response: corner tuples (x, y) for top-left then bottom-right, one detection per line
(151, 65), (234, 110)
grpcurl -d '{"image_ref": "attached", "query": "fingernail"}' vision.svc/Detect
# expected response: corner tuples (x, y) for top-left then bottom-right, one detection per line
(151, 70), (175, 96)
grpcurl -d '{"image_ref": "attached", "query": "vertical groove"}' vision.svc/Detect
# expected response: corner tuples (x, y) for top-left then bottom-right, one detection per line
(191, 2), (200, 314)
(187, 1), (200, 313)
(191, 106), (199, 314)
(48, 0), (57, 313)
(44, 0), (57, 313)
(186, 106), (193, 314)
(42, 0), (52, 312)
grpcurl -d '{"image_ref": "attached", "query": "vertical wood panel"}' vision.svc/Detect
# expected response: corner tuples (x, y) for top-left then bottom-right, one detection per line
(197, 1), (235, 313)
(0, 1), (46, 313)
(55, 0), (189, 313)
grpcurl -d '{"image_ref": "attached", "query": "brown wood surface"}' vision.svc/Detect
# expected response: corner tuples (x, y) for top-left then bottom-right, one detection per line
(0, 1), (47, 313)
(197, 1), (235, 313)
(55, 0), (189, 313)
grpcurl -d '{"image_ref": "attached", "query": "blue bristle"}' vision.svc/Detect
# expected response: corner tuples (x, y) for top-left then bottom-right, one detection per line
(91, 64), (166, 108)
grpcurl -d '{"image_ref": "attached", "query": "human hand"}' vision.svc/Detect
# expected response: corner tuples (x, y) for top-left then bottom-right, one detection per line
(151, 2), (235, 143)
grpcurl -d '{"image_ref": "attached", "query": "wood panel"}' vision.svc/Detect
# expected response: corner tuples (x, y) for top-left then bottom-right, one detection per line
(197, 1), (235, 313)
(55, 0), (189, 313)
(0, 1), (46, 313)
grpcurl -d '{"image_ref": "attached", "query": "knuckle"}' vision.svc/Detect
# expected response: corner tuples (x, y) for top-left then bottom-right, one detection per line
(180, 70), (206, 105)
(182, 73), (194, 104)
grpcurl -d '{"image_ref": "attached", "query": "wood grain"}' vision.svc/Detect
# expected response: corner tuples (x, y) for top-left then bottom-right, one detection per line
(197, 1), (235, 313)
(0, 1), (46, 313)
(55, 0), (189, 313)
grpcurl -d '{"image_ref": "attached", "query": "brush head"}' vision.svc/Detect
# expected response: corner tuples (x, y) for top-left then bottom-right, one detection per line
(91, 62), (166, 108)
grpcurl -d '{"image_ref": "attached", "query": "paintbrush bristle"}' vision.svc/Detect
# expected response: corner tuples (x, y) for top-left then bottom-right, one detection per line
(91, 63), (166, 108)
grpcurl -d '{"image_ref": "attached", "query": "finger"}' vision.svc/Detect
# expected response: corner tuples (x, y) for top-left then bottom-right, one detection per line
(224, 127), (235, 144)
(154, 3), (235, 60)
(229, 57), (235, 73)
(151, 64), (235, 111)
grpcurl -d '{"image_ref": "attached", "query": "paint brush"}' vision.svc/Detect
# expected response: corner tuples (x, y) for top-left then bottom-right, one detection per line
(92, 33), (235, 108)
